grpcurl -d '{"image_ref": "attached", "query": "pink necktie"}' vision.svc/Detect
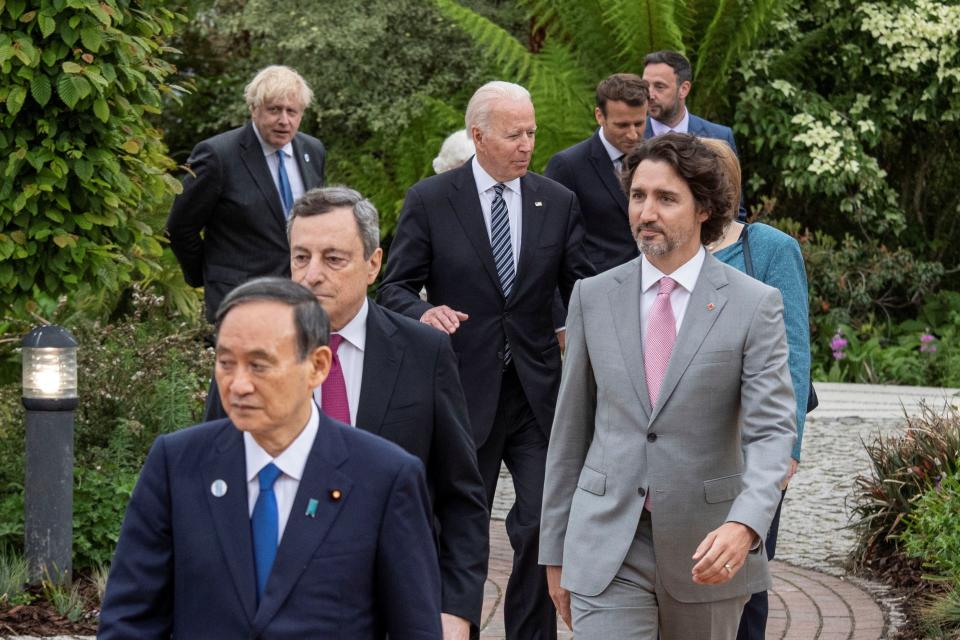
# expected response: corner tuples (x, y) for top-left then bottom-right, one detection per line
(643, 277), (677, 512)
(322, 334), (351, 424)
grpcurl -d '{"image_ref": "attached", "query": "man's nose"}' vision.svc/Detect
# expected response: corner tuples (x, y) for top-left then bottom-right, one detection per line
(229, 368), (254, 395)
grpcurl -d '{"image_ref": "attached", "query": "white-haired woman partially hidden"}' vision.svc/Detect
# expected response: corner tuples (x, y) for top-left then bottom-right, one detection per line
(432, 129), (475, 173)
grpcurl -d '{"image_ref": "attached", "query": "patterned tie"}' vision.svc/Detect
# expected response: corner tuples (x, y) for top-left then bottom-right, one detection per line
(490, 183), (515, 365)
(321, 334), (351, 424)
(276, 150), (294, 216)
(613, 154), (624, 174)
(644, 277), (678, 407)
(251, 462), (282, 602)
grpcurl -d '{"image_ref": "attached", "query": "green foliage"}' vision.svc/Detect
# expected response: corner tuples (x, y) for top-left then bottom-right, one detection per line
(0, 546), (29, 606)
(0, 0), (186, 322)
(41, 573), (85, 621)
(903, 470), (960, 580)
(849, 404), (960, 570)
(73, 463), (137, 570)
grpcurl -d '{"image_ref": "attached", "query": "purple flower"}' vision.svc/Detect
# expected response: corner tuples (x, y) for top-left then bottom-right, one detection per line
(831, 331), (847, 360)
(920, 331), (938, 354)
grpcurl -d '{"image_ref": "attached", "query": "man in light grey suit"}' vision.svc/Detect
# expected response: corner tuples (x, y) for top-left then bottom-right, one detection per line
(539, 133), (796, 639)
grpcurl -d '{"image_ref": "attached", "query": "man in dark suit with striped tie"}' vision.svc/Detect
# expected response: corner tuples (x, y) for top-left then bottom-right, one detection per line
(379, 81), (595, 639)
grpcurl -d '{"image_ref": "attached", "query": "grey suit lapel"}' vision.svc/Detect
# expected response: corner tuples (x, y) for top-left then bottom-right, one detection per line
(609, 260), (652, 419)
(448, 163), (505, 295)
(650, 254), (729, 422)
(588, 132), (627, 214)
(239, 123), (286, 230)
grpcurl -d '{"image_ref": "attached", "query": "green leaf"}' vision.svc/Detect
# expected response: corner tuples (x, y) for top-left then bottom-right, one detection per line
(53, 234), (76, 248)
(80, 27), (103, 52)
(73, 158), (92, 181)
(38, 14), (56, 38)
(7, 0), (25, 20)
(0, 45), (13, 64)
(30, 73), (51, 106)
(92, 96), (108, 121)
(56, 73), (79, 107)
(19, 9), (35, 22)
(61, 60), (83, 73)
(6, 84), (26, 115)
(121, 139), (140, 154)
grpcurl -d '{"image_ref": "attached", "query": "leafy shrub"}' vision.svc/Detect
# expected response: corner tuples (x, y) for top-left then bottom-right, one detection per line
(0, 0), (186, 322)
(849, 404), (960, 570)
(0, 546), (29, 605)
(902, 470), (960, 580)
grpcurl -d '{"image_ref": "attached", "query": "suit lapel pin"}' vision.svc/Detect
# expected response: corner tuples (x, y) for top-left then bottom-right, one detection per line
(330, 489), (342, 502)
(305, 498), (319, 518)
(210, 479), (228, 498)
(707, 303), (716, 311)
(304, 152), (311, 163)
(534, 201), (543, 207)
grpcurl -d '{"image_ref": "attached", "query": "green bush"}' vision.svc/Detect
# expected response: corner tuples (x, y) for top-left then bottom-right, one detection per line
(903, 470), (960, 580)
(849, 404), (960, 570)
(0, 0), (185, 322)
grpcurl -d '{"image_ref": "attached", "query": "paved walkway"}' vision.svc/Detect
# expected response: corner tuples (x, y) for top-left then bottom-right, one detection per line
(483, 383), (960, 639)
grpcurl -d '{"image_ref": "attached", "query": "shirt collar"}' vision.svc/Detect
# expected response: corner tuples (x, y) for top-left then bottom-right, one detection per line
(598, 128), (623, 162)
(244, 401), (319, 483)
(641, 245), (705, 293)
(649, 106), (690, 136)
(250, 121), (294, 159)
(472, 156), (521, 197)
(335, 297), (368, 353)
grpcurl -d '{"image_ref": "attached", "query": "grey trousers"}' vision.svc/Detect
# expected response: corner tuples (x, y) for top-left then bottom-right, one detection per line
(570, 511), (749, 640)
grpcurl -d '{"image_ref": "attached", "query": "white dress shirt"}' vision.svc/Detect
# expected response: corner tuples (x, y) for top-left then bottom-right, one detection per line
(640, 246), (705, 336)
(251, 123), (306, 207)
(649, 107), (691, 137)
(244, 402), (319, 544)
(599, 127), (624, 169)
(472, 156), (522, 270)
(313, 298), (368, 426)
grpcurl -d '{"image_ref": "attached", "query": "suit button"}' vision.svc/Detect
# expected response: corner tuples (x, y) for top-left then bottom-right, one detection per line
(638, 487), (646, 496)
(647, 433), (657, 443)
(496, 351), (504, 360)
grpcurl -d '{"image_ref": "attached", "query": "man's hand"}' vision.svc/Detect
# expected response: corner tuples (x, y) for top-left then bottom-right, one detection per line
(420, 305), (469, 334)
(691, 522), (756, 585)
(441, 613), (470, 640)
(781, 458), (799, 490)
(556, 329), (566, 354)
(546, 565), (572, 630)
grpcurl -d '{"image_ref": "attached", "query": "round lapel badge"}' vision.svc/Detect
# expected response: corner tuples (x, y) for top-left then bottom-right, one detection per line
(210, 479), (228, 498)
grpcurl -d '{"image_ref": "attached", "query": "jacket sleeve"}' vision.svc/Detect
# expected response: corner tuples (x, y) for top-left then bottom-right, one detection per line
(166, 141), (223, 287)
(557, 193), (596, 308)
(378, 186), (434, 321)
(98, 437), (175, 640)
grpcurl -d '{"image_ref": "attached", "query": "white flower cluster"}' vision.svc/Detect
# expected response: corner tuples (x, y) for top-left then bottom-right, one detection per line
(790, 113), (862, 176)
(859, 0), (960, 82)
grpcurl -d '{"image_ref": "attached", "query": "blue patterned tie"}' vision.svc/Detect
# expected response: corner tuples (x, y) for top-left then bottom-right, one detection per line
(276, 150), (294, 216)
(251, 462), (282, 601)
(491, 183), (514, 364)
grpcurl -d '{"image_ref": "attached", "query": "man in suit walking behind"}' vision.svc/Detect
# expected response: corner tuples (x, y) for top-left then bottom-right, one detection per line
(379, 81), (595, 639)
(540, 133), (795, 639)
(167, 65), (326, 322)
(99, 278), (441, 639)
(545, 73), (649, 274)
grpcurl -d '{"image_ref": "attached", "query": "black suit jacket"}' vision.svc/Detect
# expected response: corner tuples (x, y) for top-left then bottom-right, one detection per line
(99, 413), (442, 639)
(167, 122), (326, 321)
(378, 162), (595, 446)
(545, 130), (637, 273)
(205, 300), (489, 626)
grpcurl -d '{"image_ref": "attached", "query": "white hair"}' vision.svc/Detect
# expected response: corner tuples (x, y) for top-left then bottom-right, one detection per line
(464, 81), (532, 133)
(244, 65), (314, 112)
(432, 130), (475, 173)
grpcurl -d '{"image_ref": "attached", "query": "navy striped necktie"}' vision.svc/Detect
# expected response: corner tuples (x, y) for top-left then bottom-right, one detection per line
(491, 183), (514, 364)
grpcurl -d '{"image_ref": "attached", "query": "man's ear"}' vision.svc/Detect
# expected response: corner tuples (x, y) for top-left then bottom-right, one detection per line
(367, 247), (383, 285)
(678, 80), (692, 101)
(308, 345), (332, 388)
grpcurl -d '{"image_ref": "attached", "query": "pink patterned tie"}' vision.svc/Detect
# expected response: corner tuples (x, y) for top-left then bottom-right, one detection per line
(643, 277), (677, 512)
(321, 334), (351, 424)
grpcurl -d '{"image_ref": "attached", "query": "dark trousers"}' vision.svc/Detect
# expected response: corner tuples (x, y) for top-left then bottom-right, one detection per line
(476, 365), (557, 640)
(736, 489), (786, 640)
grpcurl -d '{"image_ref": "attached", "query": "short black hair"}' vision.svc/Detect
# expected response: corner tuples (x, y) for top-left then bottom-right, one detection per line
(643, 50), (692, 85)
(215, 277), (330, 360)
(596, 73), (649, 115)
(620, 133), (734, 245)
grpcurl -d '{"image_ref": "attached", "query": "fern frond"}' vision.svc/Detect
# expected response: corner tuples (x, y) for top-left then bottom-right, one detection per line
(523, 0), (614, 75)
(693, 0), (788, 116)
(601, 0), (687, 70)
(435, 0), (536, 82)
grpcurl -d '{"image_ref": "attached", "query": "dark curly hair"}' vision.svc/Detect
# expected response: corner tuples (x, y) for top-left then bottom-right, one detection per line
(619, 133), (734, 246)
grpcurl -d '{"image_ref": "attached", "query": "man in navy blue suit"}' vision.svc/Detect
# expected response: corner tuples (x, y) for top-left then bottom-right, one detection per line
(99, 278), (442, 639)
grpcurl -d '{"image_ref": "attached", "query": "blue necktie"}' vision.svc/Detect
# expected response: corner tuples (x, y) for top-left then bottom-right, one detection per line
(251, 462), (282, 601)
(276, 150), (294, 216)
(490, 183), (514, 364)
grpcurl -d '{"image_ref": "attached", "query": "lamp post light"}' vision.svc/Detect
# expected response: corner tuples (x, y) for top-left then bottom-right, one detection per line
(21, 325), (78, 585)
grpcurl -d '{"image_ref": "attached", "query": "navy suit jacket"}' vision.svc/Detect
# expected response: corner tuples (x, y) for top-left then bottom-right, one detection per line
(378, 161), (595, 446)
(167, 122), (326, 321)
(545, 130), (636, 274)
(644, 112), (738, 152)
(98, 413), (442, 639)
(204, 301), (489, 626)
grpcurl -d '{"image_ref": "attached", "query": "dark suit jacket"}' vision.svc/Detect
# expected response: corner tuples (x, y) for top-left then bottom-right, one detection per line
(545, 130), (636, 273)
(377, 162), (595, 446)
(167, 122), (326, 321)
(98, 413), (442, 639)
(203, 301), (489, 626)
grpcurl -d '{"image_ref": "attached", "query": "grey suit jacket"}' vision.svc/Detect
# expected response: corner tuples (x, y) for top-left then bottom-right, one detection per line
(539, 253), (795, 603)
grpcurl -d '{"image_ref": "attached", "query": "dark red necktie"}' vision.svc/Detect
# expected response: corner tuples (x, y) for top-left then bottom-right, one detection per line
(322, 334), (351, 424)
